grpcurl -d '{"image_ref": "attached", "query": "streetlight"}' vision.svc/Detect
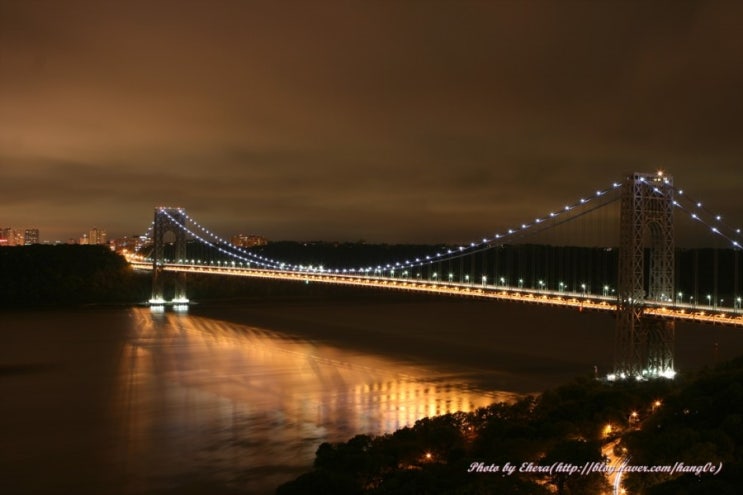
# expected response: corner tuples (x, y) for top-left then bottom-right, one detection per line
(449, 272), (453, 282)
(518, 278), (524, 289)
(629, 411), (639, 426)
(538, 280), (545, 291)
(465, 274), (470, 284)
(499, 276), (505, 287)
(482, 275), (487, 287)
(707, 294), (712, 307)
(432, 272), (438, 282)
(677, 292), (683, 305)
(559, 282), (565, 293)
(581, 283), (587, 295)
(603, 285), (609, 297)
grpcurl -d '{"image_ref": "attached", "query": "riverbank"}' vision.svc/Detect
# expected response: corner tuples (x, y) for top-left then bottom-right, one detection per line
(275, 354), (743, 495)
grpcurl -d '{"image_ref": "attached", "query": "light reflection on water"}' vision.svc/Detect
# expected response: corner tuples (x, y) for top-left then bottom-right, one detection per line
(114, 308), (514, 493)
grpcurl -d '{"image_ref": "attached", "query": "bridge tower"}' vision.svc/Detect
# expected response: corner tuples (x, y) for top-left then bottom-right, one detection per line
(614, 172), (675, 379)
(150, 207), (189, 305)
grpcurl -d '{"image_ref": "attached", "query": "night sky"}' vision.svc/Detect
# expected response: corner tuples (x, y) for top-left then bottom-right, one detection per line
(1, 0), (742, 243)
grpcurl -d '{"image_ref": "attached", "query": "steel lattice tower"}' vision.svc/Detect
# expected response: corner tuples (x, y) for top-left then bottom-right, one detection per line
(614, 172), (675, 379)
(150, 207), (188, 304)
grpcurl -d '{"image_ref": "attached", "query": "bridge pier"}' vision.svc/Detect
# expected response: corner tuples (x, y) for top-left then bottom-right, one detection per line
(613, 172), (675, 379)
(149, 207), (189, 306)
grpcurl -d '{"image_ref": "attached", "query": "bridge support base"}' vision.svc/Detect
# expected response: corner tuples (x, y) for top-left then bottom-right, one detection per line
(613, 172), (676, 380)
(612, 314), (674, 380)
(149, 268), (189, 306)
(149, 207), (189, 306)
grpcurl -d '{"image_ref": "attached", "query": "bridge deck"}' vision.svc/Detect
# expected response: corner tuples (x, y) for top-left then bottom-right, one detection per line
(129, 260), (743, 328)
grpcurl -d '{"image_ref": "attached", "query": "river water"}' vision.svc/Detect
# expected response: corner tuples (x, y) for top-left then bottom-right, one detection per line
(1, 299), (741, 494)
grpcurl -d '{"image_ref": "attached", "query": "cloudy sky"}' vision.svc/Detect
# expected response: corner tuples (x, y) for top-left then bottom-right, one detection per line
(1, 0), (742, 243)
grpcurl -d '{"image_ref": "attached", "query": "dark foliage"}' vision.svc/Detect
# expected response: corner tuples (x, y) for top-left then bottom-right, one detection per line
(0, 245), (149, 307)
(622, 356), (743, 494)
(277, 359), (743, 495)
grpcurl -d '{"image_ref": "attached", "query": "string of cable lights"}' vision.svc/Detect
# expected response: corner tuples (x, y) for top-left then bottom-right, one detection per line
(668, 186), (742, 249)
(139, 176), (741, 276)
(142, 181), (624, 274)
(157, 209), (285, 270)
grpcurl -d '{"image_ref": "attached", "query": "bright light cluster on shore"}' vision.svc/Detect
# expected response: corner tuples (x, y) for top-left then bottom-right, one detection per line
(607, 368), (676, 382)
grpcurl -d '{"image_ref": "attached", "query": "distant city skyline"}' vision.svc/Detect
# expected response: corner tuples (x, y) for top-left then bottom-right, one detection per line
(2, 1), (742, 243)
(0, 224), (111, 245)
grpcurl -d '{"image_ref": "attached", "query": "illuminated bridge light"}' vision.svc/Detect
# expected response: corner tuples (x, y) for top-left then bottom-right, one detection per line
(140, 178), (743, 339)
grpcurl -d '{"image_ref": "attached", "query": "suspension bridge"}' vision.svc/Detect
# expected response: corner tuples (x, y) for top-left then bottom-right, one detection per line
(127, 171), (743, 381)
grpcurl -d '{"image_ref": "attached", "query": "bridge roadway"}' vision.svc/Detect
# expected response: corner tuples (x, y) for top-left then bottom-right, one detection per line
(129, 260), (743, 328)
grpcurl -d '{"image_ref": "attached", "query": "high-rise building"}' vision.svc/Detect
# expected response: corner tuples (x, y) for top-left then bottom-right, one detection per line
(1, 227), (24, 246)
(231, 234), (268, 248)
(0, 227), (10, 246)
(88, 227), (107, 245)
(24, 229), (40, 245)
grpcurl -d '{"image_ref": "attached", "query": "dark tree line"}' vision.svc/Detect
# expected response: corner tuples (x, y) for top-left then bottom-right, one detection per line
(0, 245), (149, 307)
(277, 357), (743, 495)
